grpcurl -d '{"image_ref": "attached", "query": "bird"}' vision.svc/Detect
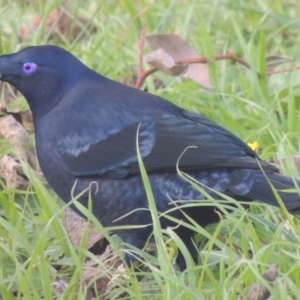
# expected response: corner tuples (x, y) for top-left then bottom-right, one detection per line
(0, 45), (299, 270)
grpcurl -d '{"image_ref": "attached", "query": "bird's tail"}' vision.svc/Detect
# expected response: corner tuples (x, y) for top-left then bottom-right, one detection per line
(228, 169), (300, 212)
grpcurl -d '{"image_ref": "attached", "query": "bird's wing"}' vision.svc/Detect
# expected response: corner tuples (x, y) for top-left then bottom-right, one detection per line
(60, 110), (276, 178)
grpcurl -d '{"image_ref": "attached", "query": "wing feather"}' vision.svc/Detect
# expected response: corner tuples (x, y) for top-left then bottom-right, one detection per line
(61, 111), (277, 178)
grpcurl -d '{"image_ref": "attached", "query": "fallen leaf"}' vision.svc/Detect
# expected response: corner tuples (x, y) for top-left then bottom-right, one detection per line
(0, 82), (22, 104)
(0, 104), (34, 133)
(19, 110), (34, 132)
(0, 115), (36, 169)
(52, 279), (68, 296)
(81, 246), (123, 299)
(146, 34), (196, 61)
(19, 1), (90, 41)
(184, 62), (212, 88)
(146, 34), (212, 88)
(144, 48), (187, 76)
(0, 155), (29, 189)
(51, 247), (123, 299)
(64, 207), (106, 249)
(0, 82), (34, 131)
(247, 264), (279, 300)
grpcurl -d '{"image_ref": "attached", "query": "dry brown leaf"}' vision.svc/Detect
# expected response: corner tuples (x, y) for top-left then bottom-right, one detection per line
(19, 110), (34, 132)
(0, 82), (34, 131)
(19, 1), (88, 41)
(0, 105), (34, 133)
(184, 62), (212, 88)
(52, 279), (68, 296)
(146, 34), (196, 61)
(0, 115), (36, 169)
(266, 54), (293, 73)
(0, 82), (22, 104)
(144, 48), (187, 76)
(20, 9), (59, 39)
(247, 264), (279, 300)
(145, 34), (212, 88)
(0, 155), (29, 189)
(57, 213), (123, 299)
(81, 246), (123, 299)
(64, 207), (106, 249)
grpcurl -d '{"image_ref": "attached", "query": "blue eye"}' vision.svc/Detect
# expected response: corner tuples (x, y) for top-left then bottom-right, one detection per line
(23, 62), (37, 74)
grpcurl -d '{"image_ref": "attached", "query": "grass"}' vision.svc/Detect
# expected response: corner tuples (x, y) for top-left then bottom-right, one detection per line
(1, 0), (300, 298)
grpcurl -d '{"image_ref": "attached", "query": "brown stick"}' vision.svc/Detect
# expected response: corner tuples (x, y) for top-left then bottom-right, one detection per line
(135, 67), (158, 89)
(175, 53), (250, 69)
(267, 64), (300, 76)
(136, 24), (147, 89)
(134, 54), (251, 89)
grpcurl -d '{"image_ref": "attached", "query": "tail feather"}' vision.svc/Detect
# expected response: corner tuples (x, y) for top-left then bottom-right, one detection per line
(229, 169), (300, 212)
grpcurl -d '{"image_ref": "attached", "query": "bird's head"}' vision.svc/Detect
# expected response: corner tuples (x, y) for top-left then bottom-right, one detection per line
(0, 45), (89, 117)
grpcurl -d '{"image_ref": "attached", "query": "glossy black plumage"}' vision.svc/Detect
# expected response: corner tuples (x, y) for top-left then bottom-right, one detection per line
(0, 45), (299, 269)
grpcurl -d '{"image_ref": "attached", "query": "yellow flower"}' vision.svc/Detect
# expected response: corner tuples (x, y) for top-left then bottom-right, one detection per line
(248, 141), (260, 152)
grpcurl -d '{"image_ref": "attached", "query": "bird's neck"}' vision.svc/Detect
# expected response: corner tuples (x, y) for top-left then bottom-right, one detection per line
(20, 75), (74, 121)
(26, 91), (62, 121)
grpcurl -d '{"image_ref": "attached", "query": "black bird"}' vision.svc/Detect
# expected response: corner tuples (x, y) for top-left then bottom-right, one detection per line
(0, 46), (299, 269)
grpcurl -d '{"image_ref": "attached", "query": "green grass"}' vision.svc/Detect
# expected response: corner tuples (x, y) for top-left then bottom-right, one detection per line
(1, 0), (300, 298)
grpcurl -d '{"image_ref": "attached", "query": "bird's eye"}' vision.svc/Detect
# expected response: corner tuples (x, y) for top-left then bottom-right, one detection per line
(22, 62), (37, 74)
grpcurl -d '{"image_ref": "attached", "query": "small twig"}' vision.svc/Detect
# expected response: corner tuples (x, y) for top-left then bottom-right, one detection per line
(247, 264), (279, 300)
(135, 24), (147, 89)
(175, 53), (250, 69)
(135, 53), (251, 89)
(135, 66), (158, 89)
(267, 64), (300, 76)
